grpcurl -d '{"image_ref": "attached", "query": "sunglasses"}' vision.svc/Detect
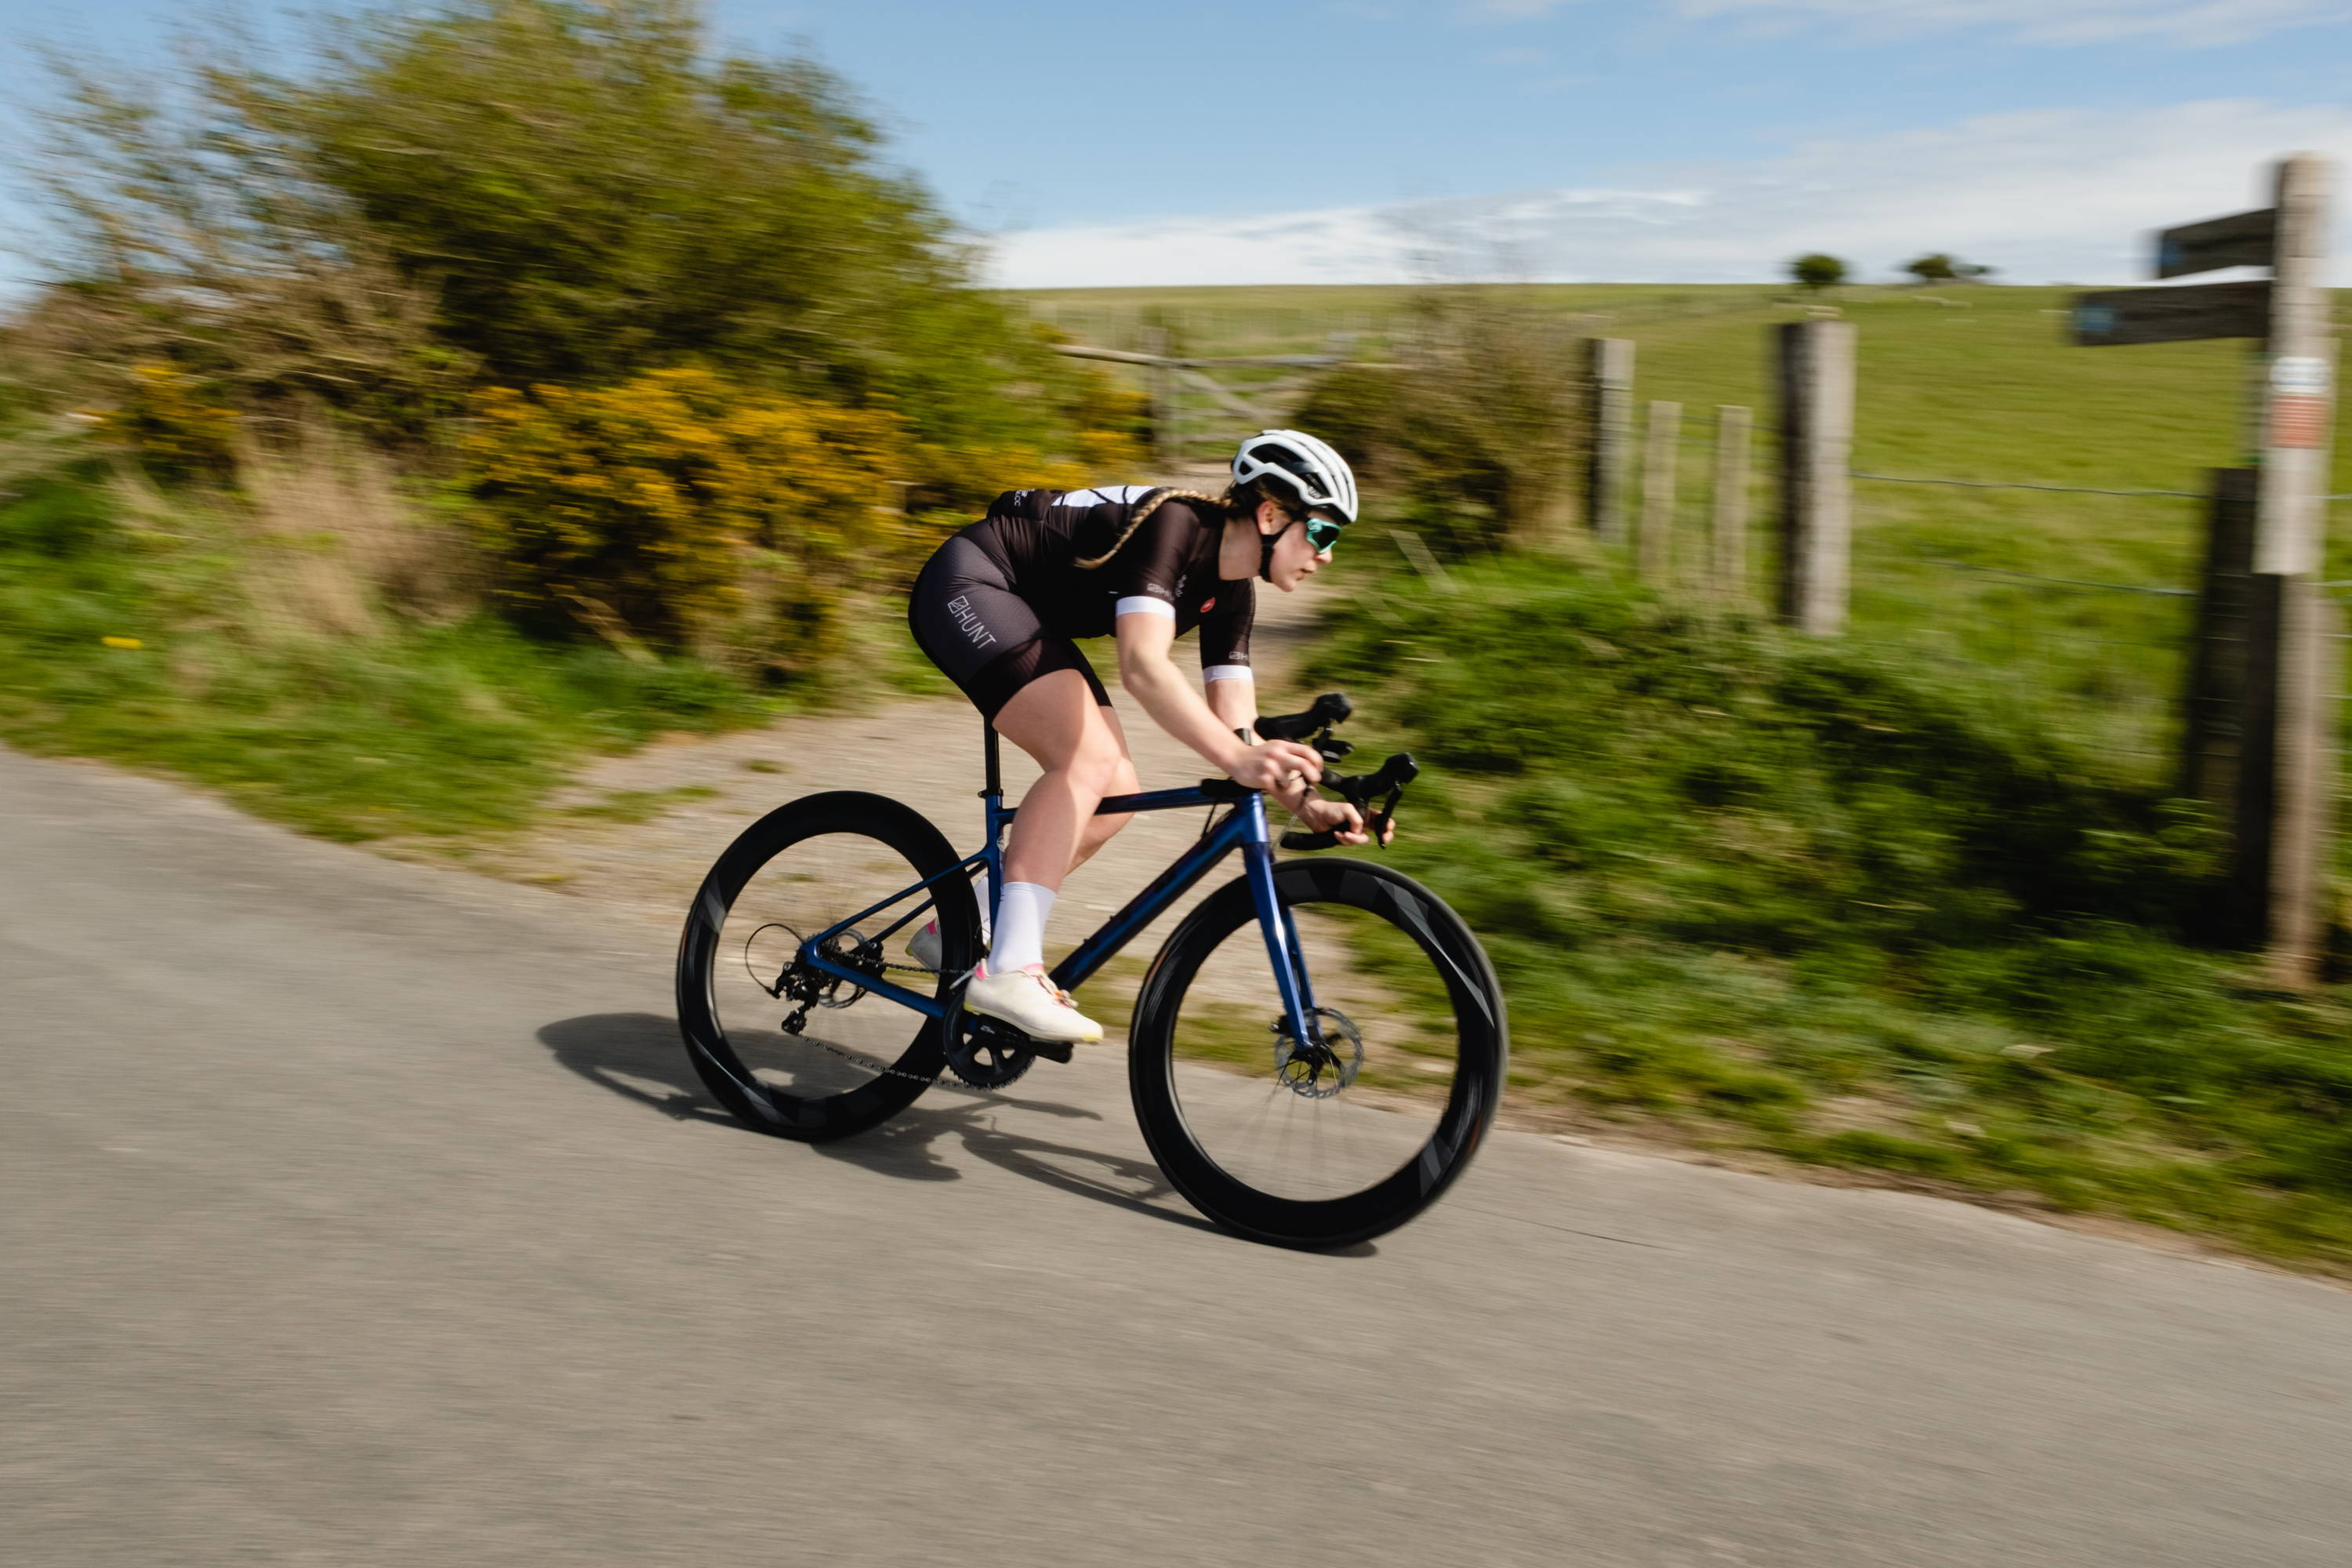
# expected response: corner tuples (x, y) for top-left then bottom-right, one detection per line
(1301, 515), (1345, 553)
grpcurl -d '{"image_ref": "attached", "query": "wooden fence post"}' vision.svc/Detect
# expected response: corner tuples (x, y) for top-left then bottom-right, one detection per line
(1144, 325), (1181, 468)
(1711, 405), (1753, 603)
(2256, 152), (2338, 987)
(1585, 338), (1635, 544)
(1774, 319), (1856, 635)
(1639, 401), (1680, 586)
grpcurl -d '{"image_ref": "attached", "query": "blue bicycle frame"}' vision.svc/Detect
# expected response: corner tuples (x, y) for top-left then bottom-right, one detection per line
(797, 726), (1323, 1047)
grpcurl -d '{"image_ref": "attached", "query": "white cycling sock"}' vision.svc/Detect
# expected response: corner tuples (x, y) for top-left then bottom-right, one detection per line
(985, 881), (1055, 975)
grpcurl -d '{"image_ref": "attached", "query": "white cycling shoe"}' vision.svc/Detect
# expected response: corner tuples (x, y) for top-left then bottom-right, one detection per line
(963, 963), (1103, 1045)
(907, 920), (942, 972)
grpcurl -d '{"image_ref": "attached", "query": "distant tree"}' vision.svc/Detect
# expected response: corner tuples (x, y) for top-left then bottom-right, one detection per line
(1789, 253), (1847, 292)
(1904, 253), (1998, 284)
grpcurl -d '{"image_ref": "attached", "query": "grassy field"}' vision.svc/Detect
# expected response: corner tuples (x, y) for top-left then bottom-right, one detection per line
(1018, 278), (2352, 537)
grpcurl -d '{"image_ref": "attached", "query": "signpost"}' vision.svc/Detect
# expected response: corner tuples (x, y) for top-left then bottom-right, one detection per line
(2078, 154), (2338, 985)
(2157, 208), (2278, 279)
(2071, 280), (2270, 347)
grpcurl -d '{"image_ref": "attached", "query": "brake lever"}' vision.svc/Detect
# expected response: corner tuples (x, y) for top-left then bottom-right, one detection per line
(1281, 753), (1414, 853)
(1365, 782), (1406, 848)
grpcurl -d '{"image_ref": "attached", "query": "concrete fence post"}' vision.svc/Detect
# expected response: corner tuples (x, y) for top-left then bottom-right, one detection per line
(1639, 401), (1681, 587)
(1711, 405), (1753, 604)
(1585, 338), (1635, 544)
(1774, 319), (1855, 636)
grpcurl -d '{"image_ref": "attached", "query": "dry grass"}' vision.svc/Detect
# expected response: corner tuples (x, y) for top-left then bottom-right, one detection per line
(230, 421), (475, 641)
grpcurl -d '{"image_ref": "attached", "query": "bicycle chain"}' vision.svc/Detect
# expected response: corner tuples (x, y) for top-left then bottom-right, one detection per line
(789, 959), (1024, 1094)
(808, 1036), (973, 1091)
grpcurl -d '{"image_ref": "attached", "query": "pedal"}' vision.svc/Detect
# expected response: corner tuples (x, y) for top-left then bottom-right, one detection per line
(1026, 1035), (1074, 1065)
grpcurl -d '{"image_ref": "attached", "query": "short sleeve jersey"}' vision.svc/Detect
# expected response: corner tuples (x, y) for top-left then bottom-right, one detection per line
(972, 486), (1255, 673)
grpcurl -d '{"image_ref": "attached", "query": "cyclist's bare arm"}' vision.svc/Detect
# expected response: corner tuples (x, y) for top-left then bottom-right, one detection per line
(1114, 612), (1319, 791)
(1115, 615), (1381, 844)
(1205, 668), (1255, 737)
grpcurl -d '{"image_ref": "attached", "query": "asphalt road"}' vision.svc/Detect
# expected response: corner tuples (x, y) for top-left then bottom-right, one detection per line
(5, 744), (2350, 1566)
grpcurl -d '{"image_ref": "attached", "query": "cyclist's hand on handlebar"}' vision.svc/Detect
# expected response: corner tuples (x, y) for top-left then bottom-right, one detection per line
(1291, 793), (1395, 848)
(1226, 739), (1325, 793)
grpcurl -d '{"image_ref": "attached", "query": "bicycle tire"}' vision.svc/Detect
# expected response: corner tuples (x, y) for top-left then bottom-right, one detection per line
(1128, 858), (1506, 1249)
(676, 791), (981, 1142)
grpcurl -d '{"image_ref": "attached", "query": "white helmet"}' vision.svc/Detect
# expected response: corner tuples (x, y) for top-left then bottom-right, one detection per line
(1232, 429), (1359, 526)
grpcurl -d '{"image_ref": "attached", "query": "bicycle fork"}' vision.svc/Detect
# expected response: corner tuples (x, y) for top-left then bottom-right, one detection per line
(1241, 797), (1323, 1052)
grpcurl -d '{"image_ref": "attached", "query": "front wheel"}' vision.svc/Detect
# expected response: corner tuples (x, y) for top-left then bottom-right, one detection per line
(1128, 858), (1507, 1249)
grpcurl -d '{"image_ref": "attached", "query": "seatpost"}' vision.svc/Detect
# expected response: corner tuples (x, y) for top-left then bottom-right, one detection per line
(983, 722), (1002, 797)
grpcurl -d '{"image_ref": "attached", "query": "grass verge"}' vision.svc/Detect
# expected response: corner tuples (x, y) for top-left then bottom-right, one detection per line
(1301, 555), (2352, 1272)
(0, 477), (775, 841)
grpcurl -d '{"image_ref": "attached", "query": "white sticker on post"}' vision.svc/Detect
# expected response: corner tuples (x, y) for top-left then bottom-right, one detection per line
(2271, 356), (2330, 397)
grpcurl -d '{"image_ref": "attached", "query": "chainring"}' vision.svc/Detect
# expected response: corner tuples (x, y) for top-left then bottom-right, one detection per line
(1273, 1007), (1365, 1099)
(942, 1013), (1038, 1090)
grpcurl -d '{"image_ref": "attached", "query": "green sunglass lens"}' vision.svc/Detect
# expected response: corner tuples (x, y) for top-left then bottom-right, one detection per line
(1306, 520), (1342, 551)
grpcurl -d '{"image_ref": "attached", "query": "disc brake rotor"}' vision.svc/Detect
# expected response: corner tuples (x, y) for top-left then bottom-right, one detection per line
(1273, 1008), (1365, 1099)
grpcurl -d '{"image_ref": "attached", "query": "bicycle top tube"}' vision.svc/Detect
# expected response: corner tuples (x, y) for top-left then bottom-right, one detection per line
(982, 776), (1254, 819)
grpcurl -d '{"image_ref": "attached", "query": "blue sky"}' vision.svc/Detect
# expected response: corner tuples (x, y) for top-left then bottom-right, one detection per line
(8, 0), (2352, 286)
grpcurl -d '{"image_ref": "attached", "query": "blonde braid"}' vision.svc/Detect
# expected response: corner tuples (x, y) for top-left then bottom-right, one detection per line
(1070, 488), (1231, 570)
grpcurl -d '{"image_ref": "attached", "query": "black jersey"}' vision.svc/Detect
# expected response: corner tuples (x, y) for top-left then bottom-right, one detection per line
(968, 486), (1255, 674)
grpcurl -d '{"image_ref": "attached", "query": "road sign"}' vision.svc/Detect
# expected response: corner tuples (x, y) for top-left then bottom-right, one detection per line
(2071, 280), (2270, 347)
(2155, 209), (2278, 279)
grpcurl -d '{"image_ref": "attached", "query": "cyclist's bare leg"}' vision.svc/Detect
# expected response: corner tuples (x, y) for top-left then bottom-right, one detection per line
(993, 670), (1138, 891)
(1076, 703), (1142, 867)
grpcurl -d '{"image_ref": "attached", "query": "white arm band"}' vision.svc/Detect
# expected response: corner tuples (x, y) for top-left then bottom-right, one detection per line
(1114, 597), (1175, 621)
(1203, 665), (1252, 684)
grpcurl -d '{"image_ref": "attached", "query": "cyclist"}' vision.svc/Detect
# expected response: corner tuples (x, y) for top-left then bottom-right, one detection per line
(906, 429), (1381, 1045)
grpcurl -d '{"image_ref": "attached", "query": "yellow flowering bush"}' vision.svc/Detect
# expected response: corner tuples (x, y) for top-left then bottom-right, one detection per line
(99, 365), (242, 477)
(461, 368), (906, 676)
(462, 366), (1151, 676)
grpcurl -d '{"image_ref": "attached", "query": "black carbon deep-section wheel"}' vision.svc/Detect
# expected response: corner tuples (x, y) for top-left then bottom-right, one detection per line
(1127, 858), (1506, 1249)
(677, 791), (982, 1142)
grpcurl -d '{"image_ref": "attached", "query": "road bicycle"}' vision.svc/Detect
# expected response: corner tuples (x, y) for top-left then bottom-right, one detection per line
(674, 695), (1507, 1248)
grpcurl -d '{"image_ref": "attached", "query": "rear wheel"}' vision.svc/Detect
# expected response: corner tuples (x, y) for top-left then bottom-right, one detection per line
(1128, 858), (1506, 1248)
(676, 792), (982, 1142)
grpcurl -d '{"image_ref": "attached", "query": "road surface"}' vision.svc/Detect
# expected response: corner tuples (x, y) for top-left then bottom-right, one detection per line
(5, 745), (2349, 1566)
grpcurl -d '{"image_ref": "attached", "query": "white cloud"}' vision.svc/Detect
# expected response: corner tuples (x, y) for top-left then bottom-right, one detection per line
(985, 100), (2352, 289)
(1670, 0), (2351, 46)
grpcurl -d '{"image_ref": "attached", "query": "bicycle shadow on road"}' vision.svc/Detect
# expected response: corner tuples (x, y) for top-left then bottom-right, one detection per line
(538, 1012), (1225, 1239)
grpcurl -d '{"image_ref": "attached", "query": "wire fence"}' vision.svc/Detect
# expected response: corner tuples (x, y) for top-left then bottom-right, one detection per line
(1617, 419), (2352, 808)
(1849, 473), (2352, 790)
(1622, 426), (2212, 782)
(1842, 472), (2203, 781)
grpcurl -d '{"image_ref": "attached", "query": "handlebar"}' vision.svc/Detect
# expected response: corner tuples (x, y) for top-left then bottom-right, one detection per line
(1240, 693), (1417, 853)
(1255, 691), (1352, 742)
